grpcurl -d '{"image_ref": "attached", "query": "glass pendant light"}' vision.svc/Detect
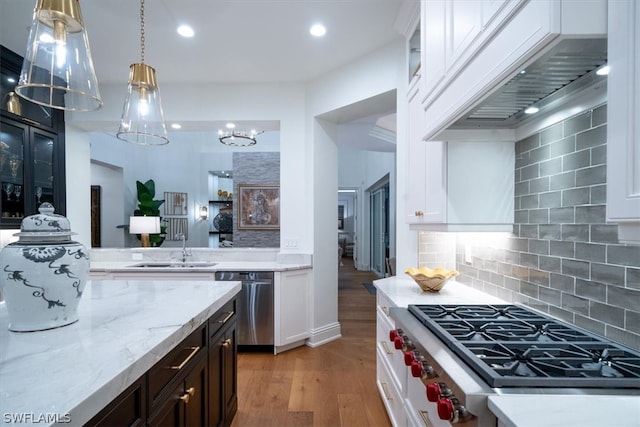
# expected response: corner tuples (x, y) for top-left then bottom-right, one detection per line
(116, 0), (169, 145)
(16, 0), (102, 111)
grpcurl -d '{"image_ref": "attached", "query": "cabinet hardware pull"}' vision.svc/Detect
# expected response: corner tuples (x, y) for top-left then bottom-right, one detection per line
(222, 338), (232, 348)
(380, 382), (393, 401)
(381, 341), (393, 355)
(217, 311), (234, 324)
(179, 387), (196, 404)
(415, 210), (424, 217)
(381, 306), (390, 316)
(170, 346), (200, 370)
(418, 410), (434, 427)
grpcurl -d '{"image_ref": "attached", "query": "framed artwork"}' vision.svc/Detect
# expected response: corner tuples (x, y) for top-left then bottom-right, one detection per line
(238, 184), (280, 230)
(164, 192), (187, 215)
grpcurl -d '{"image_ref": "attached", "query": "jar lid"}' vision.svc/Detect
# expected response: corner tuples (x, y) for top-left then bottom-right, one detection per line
(14, 203), (76, 240)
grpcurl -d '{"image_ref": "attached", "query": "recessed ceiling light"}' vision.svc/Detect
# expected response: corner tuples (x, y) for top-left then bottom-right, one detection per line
(225, 122), (236, 129)
(177, 25), (194, 38)
(310, 24), (326, 37)
(171, 123), (182, 129)
(524, 106), (539, 114)
(596, 65), (610, 76)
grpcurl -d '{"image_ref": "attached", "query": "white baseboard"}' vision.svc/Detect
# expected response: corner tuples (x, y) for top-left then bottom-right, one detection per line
(306, 321), (342, 347)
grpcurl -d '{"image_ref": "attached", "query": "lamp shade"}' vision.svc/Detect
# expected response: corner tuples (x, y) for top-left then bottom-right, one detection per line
(117, 63), (169, 145)
(16, 0), (102, 111)
(129, 216), (160, 234)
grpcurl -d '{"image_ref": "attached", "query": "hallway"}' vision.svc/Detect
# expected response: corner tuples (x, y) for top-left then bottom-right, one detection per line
(231, 257), (390, 427)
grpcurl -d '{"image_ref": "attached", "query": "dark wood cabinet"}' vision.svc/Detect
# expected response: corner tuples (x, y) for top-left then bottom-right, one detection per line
(85, 298), (237, 427)
(148, 350), (208, 427)
(1, 46), (65, 227)
(208, 299), (238, 427)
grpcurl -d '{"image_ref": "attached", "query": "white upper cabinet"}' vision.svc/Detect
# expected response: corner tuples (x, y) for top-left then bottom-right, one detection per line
(419, 0), (607, 142)
(607, 0), (640, 244)
(407, 130), (515, 231)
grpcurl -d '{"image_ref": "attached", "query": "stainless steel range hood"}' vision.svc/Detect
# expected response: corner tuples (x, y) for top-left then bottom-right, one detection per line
(449, 38), (607, 130)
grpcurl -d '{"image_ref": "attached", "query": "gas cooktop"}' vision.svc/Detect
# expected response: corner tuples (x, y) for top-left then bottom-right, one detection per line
(408, 304), (640, 388)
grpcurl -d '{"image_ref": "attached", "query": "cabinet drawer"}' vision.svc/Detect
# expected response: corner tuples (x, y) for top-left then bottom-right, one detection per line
(148, 324), (207, 409)
(86, 376), (146, 427)
(209, 298), (236, 338)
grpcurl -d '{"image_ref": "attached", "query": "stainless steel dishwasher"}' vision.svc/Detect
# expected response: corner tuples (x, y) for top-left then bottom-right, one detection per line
(214, 271), (274, 350)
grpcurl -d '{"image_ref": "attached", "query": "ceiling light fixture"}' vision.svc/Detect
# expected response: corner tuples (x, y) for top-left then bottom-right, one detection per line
(117, 0), (169, 145)
(171, 123), (182, 129)
(177, 24), (194, 38)
(524, 106), (539, 114)
(310, 24), (326, 37)
(16, 0), (102, 111)
(218, 128), (263, 147)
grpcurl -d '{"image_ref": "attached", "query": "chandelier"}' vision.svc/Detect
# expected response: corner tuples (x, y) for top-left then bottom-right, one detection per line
(218, 123), (263, 147)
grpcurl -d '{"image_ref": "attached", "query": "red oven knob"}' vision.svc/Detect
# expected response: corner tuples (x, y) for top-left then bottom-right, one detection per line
(411, 360), (435, 379)
(437, 397), (454, 421)
(393, 335), (404, 349)
(389, 329), (399, 342)
(404, 350), (418, 366)
(426, 382), (451, 401)
(426, 382), (441, 402)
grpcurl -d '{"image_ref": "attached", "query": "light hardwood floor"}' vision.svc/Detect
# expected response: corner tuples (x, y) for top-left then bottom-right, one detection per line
(231, 257), (391, 427)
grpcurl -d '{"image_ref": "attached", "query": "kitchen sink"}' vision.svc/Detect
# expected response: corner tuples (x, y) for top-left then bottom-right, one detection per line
(128, 262), (218, 269)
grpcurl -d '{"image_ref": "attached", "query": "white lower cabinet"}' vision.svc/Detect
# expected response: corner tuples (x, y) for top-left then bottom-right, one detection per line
(274, 269), (311, 351)
(377, 350), (407, 427)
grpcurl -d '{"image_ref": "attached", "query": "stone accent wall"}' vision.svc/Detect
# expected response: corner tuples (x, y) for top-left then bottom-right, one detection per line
(233, 152), (280, 248)
(419, 105), (640, 351)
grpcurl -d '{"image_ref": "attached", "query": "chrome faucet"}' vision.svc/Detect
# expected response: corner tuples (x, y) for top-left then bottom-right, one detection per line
(176, 233), (191, 262)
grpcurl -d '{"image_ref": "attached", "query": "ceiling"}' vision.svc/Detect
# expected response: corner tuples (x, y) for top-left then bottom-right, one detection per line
(0, 0), (402, 151)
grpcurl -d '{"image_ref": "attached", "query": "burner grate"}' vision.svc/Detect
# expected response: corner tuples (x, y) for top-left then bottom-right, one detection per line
(408, 304), (640, 388)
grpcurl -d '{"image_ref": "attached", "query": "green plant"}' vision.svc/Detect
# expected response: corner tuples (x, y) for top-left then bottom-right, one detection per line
(134, 179), (166, 247)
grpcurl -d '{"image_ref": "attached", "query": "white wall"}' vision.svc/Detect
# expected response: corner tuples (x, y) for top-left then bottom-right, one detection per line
(306, 39), (404, 344)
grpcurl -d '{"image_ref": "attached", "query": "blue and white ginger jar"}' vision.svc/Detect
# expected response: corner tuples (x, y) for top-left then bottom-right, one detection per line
(0, 203), (89, 332)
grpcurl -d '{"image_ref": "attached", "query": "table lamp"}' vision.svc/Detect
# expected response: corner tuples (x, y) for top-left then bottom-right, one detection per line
(129, 216), (160, 247)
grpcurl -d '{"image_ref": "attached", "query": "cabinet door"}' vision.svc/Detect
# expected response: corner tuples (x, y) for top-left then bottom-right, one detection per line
(607, 0), (640, 243)
(275, 270), (311, 347)
(0, 119), (27, 224)
(0, 116), (63, 227)
(209, 320), (238, 427)
(446, 0), (482, 71)
(406, 80), (427, 223)
(148, 351), (207, 427)
(86, 377), (146, 427)
(422, 0), (446, 100)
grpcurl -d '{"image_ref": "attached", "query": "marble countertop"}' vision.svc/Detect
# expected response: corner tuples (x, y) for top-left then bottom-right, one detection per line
(0, 279), (241, 427)
(373, 275), (507, 307)
(488, 394), (640, 427)
(90, 260), (311, 273)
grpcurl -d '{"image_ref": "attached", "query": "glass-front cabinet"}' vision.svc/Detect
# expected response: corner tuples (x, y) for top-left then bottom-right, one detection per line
(1, 46), (65, 228)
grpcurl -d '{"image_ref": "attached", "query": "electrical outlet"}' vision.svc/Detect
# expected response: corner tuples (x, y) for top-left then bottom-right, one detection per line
(464, 245), (472, 264)
(284, 239), (298, 248)
(132, 252), (143, 261)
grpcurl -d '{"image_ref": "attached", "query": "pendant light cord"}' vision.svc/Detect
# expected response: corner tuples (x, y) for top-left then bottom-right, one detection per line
(139, 0), (146, 63)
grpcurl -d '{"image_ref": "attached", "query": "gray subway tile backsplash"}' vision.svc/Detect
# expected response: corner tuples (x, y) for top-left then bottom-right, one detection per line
(418, 105), (640, 350)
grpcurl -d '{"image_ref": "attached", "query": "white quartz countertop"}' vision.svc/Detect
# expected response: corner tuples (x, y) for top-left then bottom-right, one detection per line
(90, 260), (311, 273)
(373, 275), (507, 307)
(0, 279), (241, 427)
(488, 394), (640, 427)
